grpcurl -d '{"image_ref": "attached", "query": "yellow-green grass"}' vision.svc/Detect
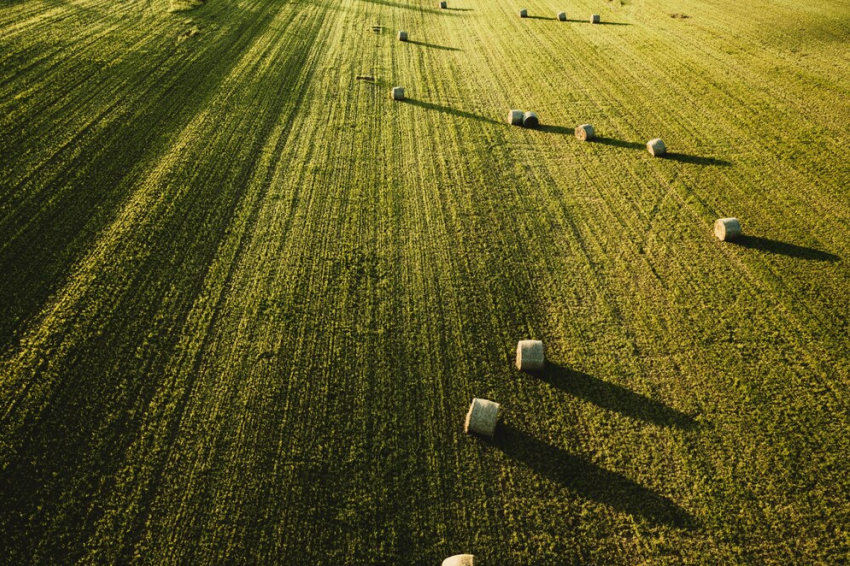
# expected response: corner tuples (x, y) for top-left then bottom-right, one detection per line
(0, 0), (847, 563)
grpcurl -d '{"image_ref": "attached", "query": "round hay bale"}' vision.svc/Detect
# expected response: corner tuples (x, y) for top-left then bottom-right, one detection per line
(714, 217), (741, 241)
(646, 138), (666, 157)
(439, 0), (447, 8)
(464, 398), (500, 437)
(442, 555), (475, 566)
(575, 124), (595, 141)
(397, 30), (408, 41)
(557, 11), (566, 21)
(519, 8), (527, 17)
(507, 109), (524, 125)
(590, 14), (600, 23)
(523, 111), (539, 128)
(516, 340), (544, 371)
(391, 86), (405, 100)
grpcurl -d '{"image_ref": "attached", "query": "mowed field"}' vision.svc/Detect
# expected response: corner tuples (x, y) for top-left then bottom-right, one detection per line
(1, 0), (848, 562)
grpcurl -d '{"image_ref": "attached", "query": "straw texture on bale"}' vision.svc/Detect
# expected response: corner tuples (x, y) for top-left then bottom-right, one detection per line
(523, 111), (539, 128)
(464, 398), (500, 437)
(508, 109), (524, 125)
(519, 8), (527, 17)
(442, 555), (475, 566)
(397, 30), (408, 41)
(516, 340), (545, 370)
(647, 138), (666, 156)
(590, 14), (600, 23)
(557, 11), (566, 21)
(439, 0), (446, 8)
(575, 124), (595, 141)
(714, 217), (742, 241)
(391, 86), (405, 100)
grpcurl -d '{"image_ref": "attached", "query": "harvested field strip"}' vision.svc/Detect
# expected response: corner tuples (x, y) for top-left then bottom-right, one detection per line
(0, 0), (293, 350)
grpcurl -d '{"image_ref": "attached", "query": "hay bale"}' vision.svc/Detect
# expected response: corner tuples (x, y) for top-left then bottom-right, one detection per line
(398, 30), (408, 41)
(714, 217), (742, 241)
(439, 0), (447, 8)
(646, 138), (666, 157)
(464, 398), (500, 437)
(523, 111), (539, 128)
(391, 86), (405, 100)
(519, 8), (527, 17)
(590, 14), (600, 23)
(516, 340), (544, 370)
(575, 124), (595, 141)
(557, 11), (566, 21)
(442, 555), (475, 566)
(508, 109), (524, 125)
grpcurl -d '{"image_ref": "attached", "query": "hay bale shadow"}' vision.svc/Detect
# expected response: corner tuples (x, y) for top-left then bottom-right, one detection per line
(590, 136), (645, 150)
(662, 153), (732, 166)
(359, 0), (461, 15)
(492, 423), (697, 527)
(731, 235), (840, 262)
(542, 363), (699, 429)
(406, 40), (462, 51)
(536, 124), (574, 135)
(403, 99), (502, 125)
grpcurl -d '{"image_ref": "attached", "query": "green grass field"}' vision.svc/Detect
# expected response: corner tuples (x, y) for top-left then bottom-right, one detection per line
(1, 0), (848, 562)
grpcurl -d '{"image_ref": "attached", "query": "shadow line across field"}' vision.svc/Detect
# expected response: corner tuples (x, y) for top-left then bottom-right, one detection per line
(541, 363), (699, 429)
(359, 0), (463, 15)
(662, 152), (732, 166)
(732, 235), (840, 262)
(406, 40), (462, 51)
(590, 136), (646, 150)
(492, 423), (696, 527)
(403, 98), (502, 125)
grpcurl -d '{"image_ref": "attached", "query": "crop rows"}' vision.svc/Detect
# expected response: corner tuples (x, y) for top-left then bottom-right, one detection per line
(1, 0), (847, 563)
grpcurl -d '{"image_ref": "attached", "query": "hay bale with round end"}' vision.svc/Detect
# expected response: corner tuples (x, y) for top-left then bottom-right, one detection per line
(442, 555), (475, 566)
(439, 0), (447, 8)
(575, 124), (595, 141)
(523, 111), (538, 128)
(508, 109), (524, 125)
(557, 11), (566, 21)
(516, 340), (544, 371)
(391, 86), (405, 100)
(519, 8), (527, 17)
(590, 14), (600, 23)
(464, 398), (500, 437)
(646, 138), (666, 157)
(714, 217), (741, 241)
(397, 30), (408, 41)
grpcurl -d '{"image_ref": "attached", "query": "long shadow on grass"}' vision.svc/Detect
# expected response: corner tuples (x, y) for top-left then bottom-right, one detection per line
(537, 124), (580, 136)
(493, 423), (695, 527)
(731, 235), (840, 262)
(662, 153), (732, 167)
(541, 363), (698, 429)
(407, 40), (462, 51)
(0, 0), (296, 352)
(404, 98), (501, 125)
(590, 136), (646, 150)
(539, 130), (648, 150)
(0, 4), (330, 562)
(359, 0), (460, 15)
